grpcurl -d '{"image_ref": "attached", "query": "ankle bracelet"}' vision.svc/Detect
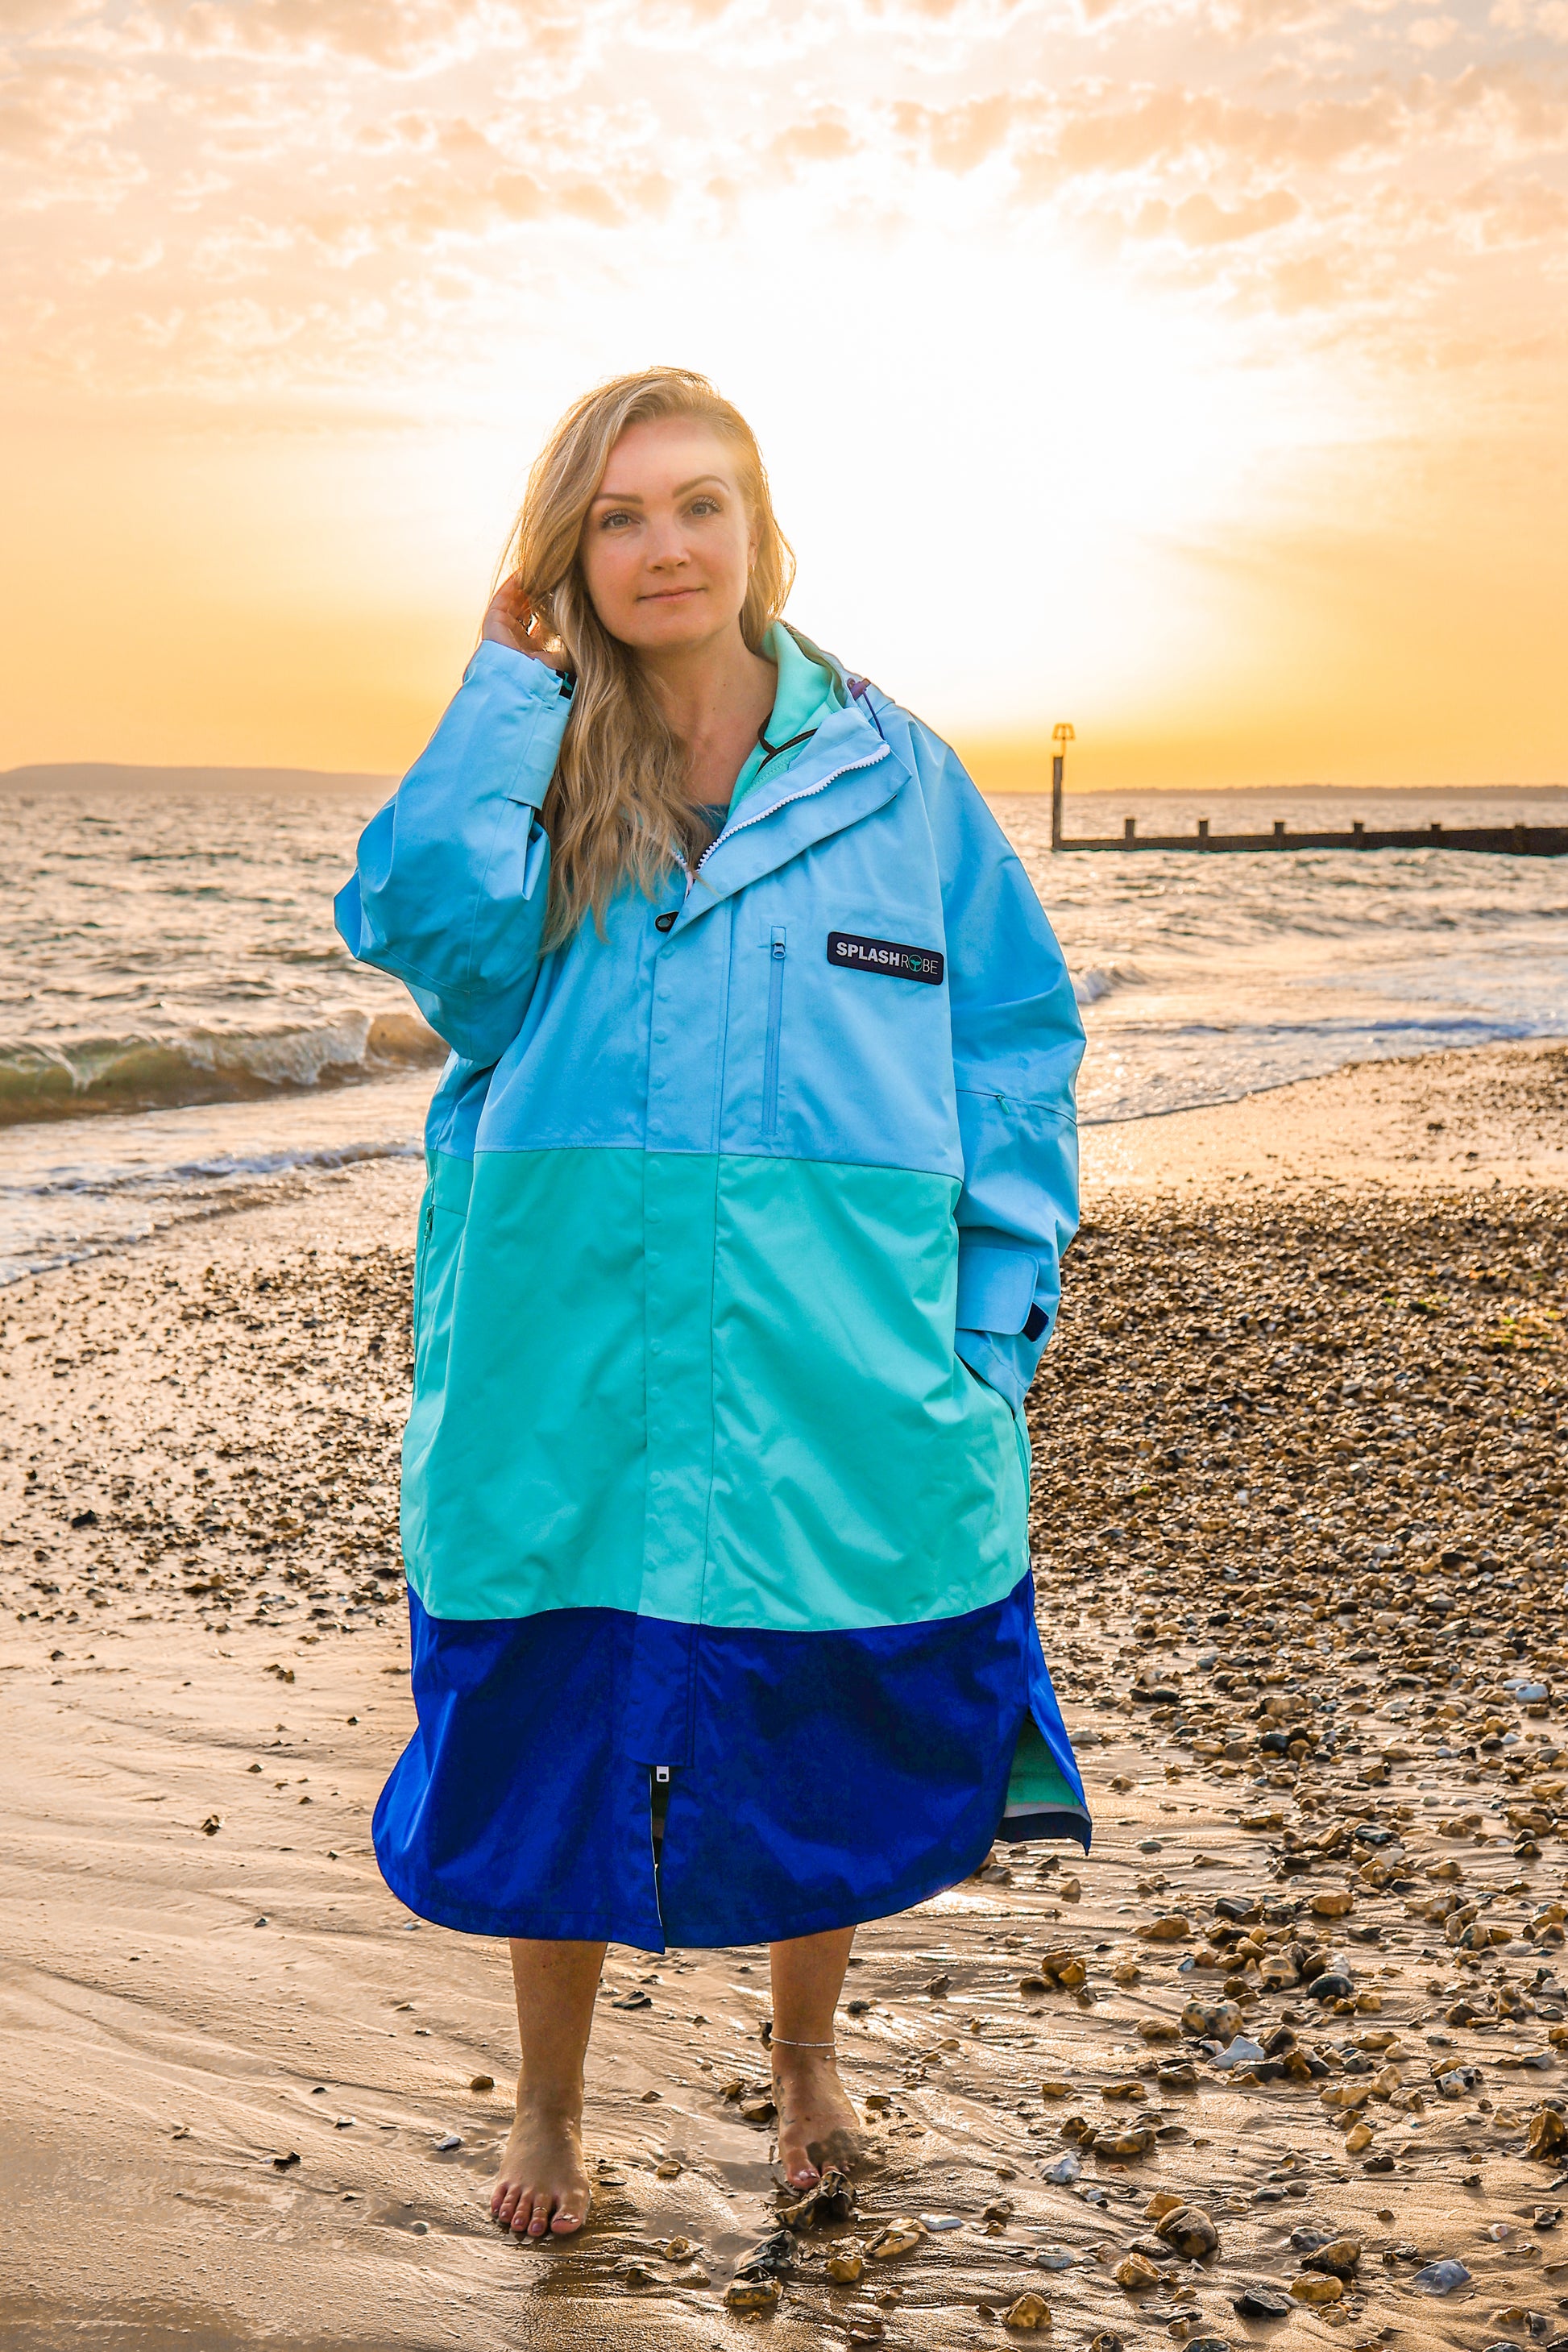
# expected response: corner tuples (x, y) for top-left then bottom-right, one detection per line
(770, 2035), (836, 2051)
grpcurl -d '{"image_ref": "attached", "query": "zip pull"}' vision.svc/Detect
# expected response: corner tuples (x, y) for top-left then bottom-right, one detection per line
(654, 1765), (670, 1786)
(771, 928), (786, 961)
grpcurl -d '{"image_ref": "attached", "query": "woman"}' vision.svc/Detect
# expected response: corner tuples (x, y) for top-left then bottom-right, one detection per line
(335, 367), (1089, 2243)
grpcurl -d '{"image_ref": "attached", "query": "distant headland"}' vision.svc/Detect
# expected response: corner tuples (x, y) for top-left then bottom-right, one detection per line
(0, 762), (394, 794)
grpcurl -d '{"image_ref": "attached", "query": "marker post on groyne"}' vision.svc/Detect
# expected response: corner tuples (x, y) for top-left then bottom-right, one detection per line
(1050, 721), (1073, 854)
(1046, 724), (1566, 857)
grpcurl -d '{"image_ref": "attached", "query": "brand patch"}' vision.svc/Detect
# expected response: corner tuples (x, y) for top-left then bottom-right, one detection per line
(827, 931), (944, 986)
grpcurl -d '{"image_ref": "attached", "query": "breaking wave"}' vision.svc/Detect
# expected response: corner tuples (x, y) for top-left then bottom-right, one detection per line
(1072, 963), (1148, 1008)
(0, 1010), (446, 1128)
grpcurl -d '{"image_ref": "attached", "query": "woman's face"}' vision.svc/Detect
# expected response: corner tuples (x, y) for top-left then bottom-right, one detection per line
(579, 417), (757, 655)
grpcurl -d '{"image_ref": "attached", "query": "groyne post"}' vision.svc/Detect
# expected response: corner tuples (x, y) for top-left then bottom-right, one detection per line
(1051, 722), (1074, 852)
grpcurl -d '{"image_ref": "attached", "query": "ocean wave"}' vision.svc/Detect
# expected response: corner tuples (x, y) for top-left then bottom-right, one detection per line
(1072, 962), (1149, 1007)
(3, 1133), (425, 1205)
(0, 1010), (445, 1127)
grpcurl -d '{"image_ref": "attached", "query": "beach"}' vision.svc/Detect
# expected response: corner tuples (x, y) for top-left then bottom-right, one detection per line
(2, 1037), (1566, 2352)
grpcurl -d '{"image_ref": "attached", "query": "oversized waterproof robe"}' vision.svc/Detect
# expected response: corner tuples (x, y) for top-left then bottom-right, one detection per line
(335, 624), (1090, 1952)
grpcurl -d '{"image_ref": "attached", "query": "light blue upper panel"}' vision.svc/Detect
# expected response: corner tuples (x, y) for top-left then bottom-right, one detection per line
(474, 753), (969, 1180)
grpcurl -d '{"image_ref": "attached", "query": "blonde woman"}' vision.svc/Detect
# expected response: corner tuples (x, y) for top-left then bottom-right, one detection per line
(336, 367), (1089, 2240)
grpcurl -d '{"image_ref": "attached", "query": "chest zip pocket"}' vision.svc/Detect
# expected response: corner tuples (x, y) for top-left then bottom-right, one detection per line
(762, 925), (786, 1144)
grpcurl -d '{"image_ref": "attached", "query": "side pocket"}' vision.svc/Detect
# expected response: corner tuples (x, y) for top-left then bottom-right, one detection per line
(409, 1155), (473, 1396)
(761, 924), (787, 1144)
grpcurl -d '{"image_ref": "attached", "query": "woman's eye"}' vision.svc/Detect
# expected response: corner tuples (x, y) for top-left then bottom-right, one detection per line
(687, 496), (721, 516)
(599, 509), (637, 530)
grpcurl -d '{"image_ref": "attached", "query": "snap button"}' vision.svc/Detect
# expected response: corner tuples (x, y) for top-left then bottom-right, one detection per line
(654, 911), (677, 933)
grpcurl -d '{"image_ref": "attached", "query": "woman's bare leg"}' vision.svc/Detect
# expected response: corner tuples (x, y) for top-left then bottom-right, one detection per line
(769, 1926), (862, 2190)
(491, 1938), (606, 2238)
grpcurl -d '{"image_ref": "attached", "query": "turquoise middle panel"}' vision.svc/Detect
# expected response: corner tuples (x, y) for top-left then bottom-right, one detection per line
(402, 1144), (1030, 1632)
(699, 1152), (1028, 1631)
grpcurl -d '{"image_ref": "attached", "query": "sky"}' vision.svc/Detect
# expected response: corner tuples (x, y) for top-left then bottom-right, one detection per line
(1, 0), (1564, 794)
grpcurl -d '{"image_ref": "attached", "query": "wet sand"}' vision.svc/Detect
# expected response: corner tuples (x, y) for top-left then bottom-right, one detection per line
(2, 1039), (1566, 2352)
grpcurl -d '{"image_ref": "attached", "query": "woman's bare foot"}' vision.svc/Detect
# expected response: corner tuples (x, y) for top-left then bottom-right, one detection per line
(490, 2086), (592, 2238)
(771, 2048), (863, 2191)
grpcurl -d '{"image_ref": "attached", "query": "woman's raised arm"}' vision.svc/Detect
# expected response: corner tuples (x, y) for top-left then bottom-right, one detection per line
(334, 583), (571, 1066)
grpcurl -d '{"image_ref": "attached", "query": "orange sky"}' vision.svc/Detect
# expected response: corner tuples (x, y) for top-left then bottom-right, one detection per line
(2, 0), (1565, 794)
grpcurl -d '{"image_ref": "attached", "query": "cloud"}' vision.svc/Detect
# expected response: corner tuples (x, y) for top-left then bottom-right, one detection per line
(1134, 184), (1301, 240)
(770, 111), (856, 168)
(1, 0), (1563, 407)
(170, 0), (550, 73)
(1491, 0), (1568, 38)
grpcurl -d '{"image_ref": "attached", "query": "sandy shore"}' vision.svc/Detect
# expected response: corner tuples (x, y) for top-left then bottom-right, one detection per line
(2, 1039), (1565, 2352)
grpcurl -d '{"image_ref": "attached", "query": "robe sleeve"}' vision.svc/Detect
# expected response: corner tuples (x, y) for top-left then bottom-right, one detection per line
(917, 730), (1085, 1412)
(334, 640), (570, 1067)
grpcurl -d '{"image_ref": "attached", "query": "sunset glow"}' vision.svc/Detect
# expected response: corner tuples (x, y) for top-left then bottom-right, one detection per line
(2, 0), (1565, 791)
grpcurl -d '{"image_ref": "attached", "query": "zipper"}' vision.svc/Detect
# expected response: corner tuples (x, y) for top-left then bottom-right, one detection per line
(685, 741), (890, 893)
(413, 1186), (436, 1328)
(762, 927), (786, 1143)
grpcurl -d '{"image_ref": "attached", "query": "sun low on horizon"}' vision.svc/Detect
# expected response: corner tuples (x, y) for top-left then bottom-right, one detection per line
(1, 0), (1565, 796)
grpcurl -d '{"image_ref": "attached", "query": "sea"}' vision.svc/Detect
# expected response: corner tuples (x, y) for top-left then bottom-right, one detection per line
(2, 774), (1565, 1283)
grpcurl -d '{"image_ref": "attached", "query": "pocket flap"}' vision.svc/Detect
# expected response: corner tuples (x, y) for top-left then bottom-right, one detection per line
(956, 1245), (1039, 1334)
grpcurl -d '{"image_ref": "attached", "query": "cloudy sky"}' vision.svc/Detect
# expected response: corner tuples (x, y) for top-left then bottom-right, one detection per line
(2, 0), (1564, 790)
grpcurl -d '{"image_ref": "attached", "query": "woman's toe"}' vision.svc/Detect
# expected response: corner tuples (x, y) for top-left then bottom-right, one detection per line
(509, 2190), (538, 2235)
(550, 2205), (582, 2234)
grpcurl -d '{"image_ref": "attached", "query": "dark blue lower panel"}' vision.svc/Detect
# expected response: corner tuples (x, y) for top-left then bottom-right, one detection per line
(374, 1575), (1089, 1952)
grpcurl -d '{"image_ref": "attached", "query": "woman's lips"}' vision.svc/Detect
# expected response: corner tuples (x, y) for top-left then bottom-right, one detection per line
(641, 586), (703, 602)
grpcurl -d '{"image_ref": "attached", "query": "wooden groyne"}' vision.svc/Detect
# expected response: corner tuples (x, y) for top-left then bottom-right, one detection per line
(1052, 815), (1568, 857)
(1042, 728), (1566, 857)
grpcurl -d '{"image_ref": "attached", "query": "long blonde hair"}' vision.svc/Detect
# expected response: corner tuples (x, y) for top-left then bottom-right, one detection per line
(497, 367), (796, 947)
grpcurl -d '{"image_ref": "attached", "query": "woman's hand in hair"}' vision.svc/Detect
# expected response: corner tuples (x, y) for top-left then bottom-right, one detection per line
(480, 576), (569, 672)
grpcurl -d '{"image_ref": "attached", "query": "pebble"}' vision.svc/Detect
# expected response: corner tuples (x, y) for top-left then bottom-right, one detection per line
(1155, 2205), (1220, 2259)
(999, 2291), (1053, 2330)
(1136, 1914), (1192, 1943)
(724, 2276), (780, 2313)
(1209, 2036), (1268, 2072)
(1114, 2252), (1163, 2290)
(865, 2219), (926, 2260)
(1411, 2259), (1472, 2294)
(432, 2133), (461, 2151)
(1232, 2284), (1293, 2317)
(1301, 2235), (1362, 2279)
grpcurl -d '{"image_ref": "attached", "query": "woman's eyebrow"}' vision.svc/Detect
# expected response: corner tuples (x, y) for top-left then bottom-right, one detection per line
(589, 474), (728, 506)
